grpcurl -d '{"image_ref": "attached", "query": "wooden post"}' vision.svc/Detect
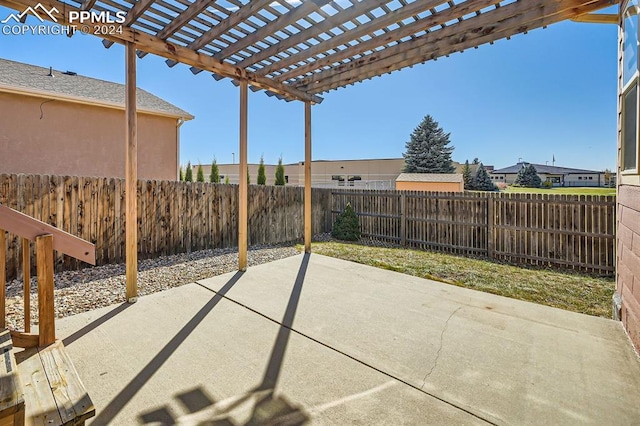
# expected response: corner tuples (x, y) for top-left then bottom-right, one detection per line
(125, 41), (138, 302)
(487, 195), (495, 259)
(400, 193), (407, 246)
(238, 80), (248, 271)
(22, 238), (30, 332)
(304, 101), (312, 253)
(36, 234), (55, 346)
(0, 230), (5, 329)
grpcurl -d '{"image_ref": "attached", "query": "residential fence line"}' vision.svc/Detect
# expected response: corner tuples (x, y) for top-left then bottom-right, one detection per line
(0, 174), (332, 281)
(331, 190), (616, 274)
(0, 174), (617, 279)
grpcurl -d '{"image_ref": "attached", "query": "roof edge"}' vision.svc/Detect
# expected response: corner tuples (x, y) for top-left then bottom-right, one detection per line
(0, 83), (195, 121)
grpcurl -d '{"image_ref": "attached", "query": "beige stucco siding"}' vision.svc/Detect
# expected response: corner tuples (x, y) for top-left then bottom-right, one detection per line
(395, 181), (463, 192)
(0, 92), (178, 180)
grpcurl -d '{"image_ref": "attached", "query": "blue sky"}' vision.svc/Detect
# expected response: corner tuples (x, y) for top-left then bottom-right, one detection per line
(0, 5), (619, 170)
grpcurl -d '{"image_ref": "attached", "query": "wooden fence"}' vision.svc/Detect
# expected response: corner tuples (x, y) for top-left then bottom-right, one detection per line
(0, 174), (332, 280)
(332, 190), (616, 274)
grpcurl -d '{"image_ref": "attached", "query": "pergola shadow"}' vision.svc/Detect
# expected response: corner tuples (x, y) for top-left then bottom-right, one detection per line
(93, 254), (310, 425)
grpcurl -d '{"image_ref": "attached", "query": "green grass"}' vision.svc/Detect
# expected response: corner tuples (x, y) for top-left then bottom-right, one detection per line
(307, 242), (615, 318)
(502, 186), (616, 196)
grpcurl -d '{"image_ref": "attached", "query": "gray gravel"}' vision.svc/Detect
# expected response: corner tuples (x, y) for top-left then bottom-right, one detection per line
(5, 244), (300, 330)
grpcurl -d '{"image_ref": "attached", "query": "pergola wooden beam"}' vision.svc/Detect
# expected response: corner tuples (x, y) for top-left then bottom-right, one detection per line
(138, 0), (213, 58)
(0, 0), (322, 104)
(178, 0), (274, 55)
(103, 0), (156, 48)
(212, 0), (333, 61)
(259, 0), (451, 77)
(279, 0), (503, 83)
(80, 0), (96, 11)
(571, 13), (618, 24)
(125, 41), (138, 303)
(235, 0), (390, 70)
(304, 101), (312, 253)
(238, 80), (248, 271)
(299, 0), (613, 93)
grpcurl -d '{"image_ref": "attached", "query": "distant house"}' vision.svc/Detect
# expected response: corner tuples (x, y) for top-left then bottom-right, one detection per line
(490, 162), (604, 187)
(0, 59), (193, 180)
(395, 173), (464, 192)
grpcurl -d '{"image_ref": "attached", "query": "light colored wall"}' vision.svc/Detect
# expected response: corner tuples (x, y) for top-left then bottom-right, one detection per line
(0, 92), (179, 180)
(395, 181), (463, 192)
(494, 172), (603, 186)
(198, 158), (405, 187)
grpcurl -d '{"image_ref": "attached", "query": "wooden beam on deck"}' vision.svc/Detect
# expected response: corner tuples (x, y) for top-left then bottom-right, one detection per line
(304, 101), (312, 253)
(36, 234), (55, 346)
(125, 42), (138, 303)
(301, 0), (613, 93)
(104, 0), (157, 48)
(213, 0), (332, 61)
(238, 80), (248, 271)
(276, 0), (502, 83)
(571, 13), (618, 24)
(22, 238), (30, 333)
(236, 0), (390, 70)
(262, 0), (451, 78)
(0, 0), (322, 104)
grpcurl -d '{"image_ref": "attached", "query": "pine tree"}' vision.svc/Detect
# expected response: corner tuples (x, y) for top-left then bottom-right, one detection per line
(210, 158), (220, 183)
(257, 156), (267, 185)
(185, 162), (193, 182)
(514, 164), (542, 188)
(179, 166), (184, 181)
(462, 160), (472, 190)
(332, 203), (360, 241)
(403, 115), (455, 173)
(247, 169), (251, 185)
(196, 165), (205, 182)
(224, 176), (230, 184)
(471, 164), (497, 191)
(275, 157), (286, 186)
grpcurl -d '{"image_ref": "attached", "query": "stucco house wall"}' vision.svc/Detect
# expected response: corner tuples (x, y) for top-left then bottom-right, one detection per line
(0, 92), (179, 180)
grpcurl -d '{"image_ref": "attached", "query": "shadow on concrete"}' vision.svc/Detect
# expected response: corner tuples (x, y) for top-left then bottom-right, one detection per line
(62, 302), (132, 346)
(136, 253), (311, 425)
(90, 271), (244, 426)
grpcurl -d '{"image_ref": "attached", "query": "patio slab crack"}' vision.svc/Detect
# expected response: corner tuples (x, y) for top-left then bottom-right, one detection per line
(421, 306), (462, 389)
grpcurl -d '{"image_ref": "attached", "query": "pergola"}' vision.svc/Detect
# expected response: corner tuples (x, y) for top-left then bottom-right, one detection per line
(1, 0), (616, 302)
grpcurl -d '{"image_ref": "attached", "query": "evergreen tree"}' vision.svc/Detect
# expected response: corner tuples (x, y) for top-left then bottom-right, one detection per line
(247, 169), (251, 185)
(224, 176), (230, 184)
(275, 157), (286, 186)
(210, 158), (220, 183)
(472, 157), (480, 165)
(179, 166), (184, 181)
(331, 203), (360, 241)
(462, 160), (472, 190)
(471, 164), (497, 191)
(185, 162), (193, 182)
(257, 156), (267, 185)
(514, 164), (542, 188)
(196, 164), (205, 182)
(403, 115), (455, 173)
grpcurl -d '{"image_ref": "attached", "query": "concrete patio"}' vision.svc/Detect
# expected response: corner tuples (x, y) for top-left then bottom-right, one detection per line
(52, 253), (640, 425)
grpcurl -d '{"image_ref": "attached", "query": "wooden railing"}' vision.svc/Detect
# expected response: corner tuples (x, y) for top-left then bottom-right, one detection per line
(0, 204), (95, 347)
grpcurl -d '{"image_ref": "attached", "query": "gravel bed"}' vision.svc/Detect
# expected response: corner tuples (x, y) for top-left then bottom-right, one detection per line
(5, 243), (300, 330)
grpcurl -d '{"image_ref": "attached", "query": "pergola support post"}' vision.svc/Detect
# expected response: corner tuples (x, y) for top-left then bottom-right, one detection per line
(238, 80), (248, 271)
(304, 101), (312, 253)
(125, 41), (138, 303)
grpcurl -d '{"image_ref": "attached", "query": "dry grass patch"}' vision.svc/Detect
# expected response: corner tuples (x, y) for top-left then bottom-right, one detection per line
(309, 242), (615, 318)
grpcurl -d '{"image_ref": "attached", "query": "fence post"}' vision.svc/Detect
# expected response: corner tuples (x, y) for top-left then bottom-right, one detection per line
(400, 192), (407, 246)
(487, 195), (495, 259)
(36, 234), (55, 346)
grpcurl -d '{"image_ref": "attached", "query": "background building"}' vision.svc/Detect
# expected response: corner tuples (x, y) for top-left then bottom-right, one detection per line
(0, 59), (193, 180)
(490, 162), (605, 187)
